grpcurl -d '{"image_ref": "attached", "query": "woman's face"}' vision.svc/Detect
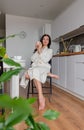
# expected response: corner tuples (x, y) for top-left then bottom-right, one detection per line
(42, 36), (49, 47)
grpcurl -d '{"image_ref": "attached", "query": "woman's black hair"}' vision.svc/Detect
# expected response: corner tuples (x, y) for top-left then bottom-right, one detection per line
(33, 34), (51, 53)
(40, 34), (51, 48)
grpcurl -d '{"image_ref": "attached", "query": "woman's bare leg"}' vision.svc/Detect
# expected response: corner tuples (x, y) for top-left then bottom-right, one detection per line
(47, 73), (59, 79)
(33, 79), (45, 110)
(25, 72), (30, 79)
(25, 72), (45, 110)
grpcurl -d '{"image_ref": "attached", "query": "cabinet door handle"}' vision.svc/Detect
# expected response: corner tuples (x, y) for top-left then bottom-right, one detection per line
(77, 77), (84, 81)
(76, 62), (84, 64)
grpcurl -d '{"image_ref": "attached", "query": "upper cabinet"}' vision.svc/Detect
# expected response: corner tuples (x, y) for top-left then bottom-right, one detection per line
(53, 25), (84, 42)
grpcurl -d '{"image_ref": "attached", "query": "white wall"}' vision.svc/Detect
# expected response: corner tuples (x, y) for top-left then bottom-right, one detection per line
(51, 0), (84, 53)
(6, 14), (52, 67)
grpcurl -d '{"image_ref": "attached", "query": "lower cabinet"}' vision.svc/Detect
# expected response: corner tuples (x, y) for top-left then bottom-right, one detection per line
(74, 55), (84, 97)
(67, 56), (75, 91)
(75, 78), (84, 97)
(52, 57), (59, 84)
(52, 55), (84, 99)
(59, 56), (67, 88)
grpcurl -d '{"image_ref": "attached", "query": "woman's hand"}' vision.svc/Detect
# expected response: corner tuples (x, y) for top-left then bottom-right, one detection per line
(35, 41), (42, 54)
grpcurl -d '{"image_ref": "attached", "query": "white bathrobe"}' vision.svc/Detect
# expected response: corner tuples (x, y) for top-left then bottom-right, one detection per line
(20, 47), (53, 88)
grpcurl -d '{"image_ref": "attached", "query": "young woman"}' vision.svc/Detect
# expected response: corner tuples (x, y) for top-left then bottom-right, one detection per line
(21, 34), (59, 110)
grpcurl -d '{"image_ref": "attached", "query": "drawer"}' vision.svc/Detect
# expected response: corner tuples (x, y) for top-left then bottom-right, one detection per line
(75, 63), (84, 78)
(75, 55), (84, 62)
(75, 78), (84, 96)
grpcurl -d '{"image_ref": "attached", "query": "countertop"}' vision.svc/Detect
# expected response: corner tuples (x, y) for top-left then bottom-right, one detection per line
(53, 51), (84, 57)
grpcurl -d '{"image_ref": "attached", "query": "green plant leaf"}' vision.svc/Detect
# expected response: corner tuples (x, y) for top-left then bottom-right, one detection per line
(0, 37), (6, 43)
(26, 128), (33, 130)
(36, 122), (50, 130)
(0, 94), (12, 108)
(0, 122), (4, 129)
(0, 34), (18, 43)
(25, 115), (39, 130)
(27, 97), (37, 104)
(6, 34), (18, 39)
(43, 110), (60, 120)
(12, 97), (33, 112)
(0, 68), (23, 82)
(0, 95), (33, 128)
(25, 116), (34, 129)
(2, 58), (21, 67)
(25, 115), (35, 129)
(0, 95), (33, 127)
(5, 110), (28, 127)
(4, 126), (15, 130)
(0, 115), (5, 123)
(26, 128), (35, 130)
(0, 47), (6, 57)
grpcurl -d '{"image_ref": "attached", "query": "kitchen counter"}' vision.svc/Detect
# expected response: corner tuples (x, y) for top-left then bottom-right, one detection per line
(3, 59), (26, 98)
(53, 51), (84, 57)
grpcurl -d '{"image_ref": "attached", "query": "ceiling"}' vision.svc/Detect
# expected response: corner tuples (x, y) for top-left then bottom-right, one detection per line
(0, 0), (75, 19)
(0, 0), (75, 29)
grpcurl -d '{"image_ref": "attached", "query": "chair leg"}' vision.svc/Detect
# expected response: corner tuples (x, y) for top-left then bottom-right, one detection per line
(2, 109), (5, 115)
(27, 77), (52, 100)
(0, 83), (5, 114)
(27, 80), (30, 98)
(50, 77), (52, 94)
(48, 77), (52, 102)
(32, 80), (34, 94)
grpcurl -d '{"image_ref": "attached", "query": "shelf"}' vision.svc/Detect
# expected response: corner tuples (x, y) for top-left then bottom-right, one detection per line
(53, 25), (84, 42)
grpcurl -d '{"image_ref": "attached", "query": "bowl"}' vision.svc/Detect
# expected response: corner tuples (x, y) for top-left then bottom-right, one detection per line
(14, 56), (22, 60)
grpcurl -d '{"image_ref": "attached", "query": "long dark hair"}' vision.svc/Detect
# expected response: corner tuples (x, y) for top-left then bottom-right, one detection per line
(34, 34), (51, 53)
(40, 34), (51, 48)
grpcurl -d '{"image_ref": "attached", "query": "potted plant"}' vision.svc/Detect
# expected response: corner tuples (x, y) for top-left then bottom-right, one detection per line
(61, 38), (73, 53)
(0, 34), (60, 130)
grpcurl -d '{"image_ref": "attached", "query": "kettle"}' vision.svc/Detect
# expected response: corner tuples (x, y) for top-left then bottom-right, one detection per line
(74, 45), (81, 52)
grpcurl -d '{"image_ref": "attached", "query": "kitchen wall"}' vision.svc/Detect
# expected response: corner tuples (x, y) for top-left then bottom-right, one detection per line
(51, 0), (84, 53)
(6, 14), (52, 67)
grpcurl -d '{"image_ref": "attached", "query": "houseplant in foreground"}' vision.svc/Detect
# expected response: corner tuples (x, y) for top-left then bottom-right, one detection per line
(0, 34), (60, 130)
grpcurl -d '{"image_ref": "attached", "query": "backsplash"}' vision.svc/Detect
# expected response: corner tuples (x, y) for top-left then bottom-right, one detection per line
(59, 33), (84, 53)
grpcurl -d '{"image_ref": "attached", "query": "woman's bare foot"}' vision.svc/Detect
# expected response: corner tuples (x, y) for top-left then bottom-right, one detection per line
(48, 73), (59, 79)
(51, 74), (59, 79)
(39, 96), (45, 111)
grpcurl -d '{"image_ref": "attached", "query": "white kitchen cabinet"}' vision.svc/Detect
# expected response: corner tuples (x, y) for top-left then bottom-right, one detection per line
(52, 54), (84, 99)
(59, 56), (67, 88)
(67, 55), (84, 97)
(74, 55), (84, 97)
(75, 78), (84, 97)
(67, 56), (75, 91)
(52, 56), (59, 84)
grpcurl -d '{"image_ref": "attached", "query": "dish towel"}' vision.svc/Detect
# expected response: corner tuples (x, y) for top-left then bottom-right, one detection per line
(20, 71), (29, 89)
